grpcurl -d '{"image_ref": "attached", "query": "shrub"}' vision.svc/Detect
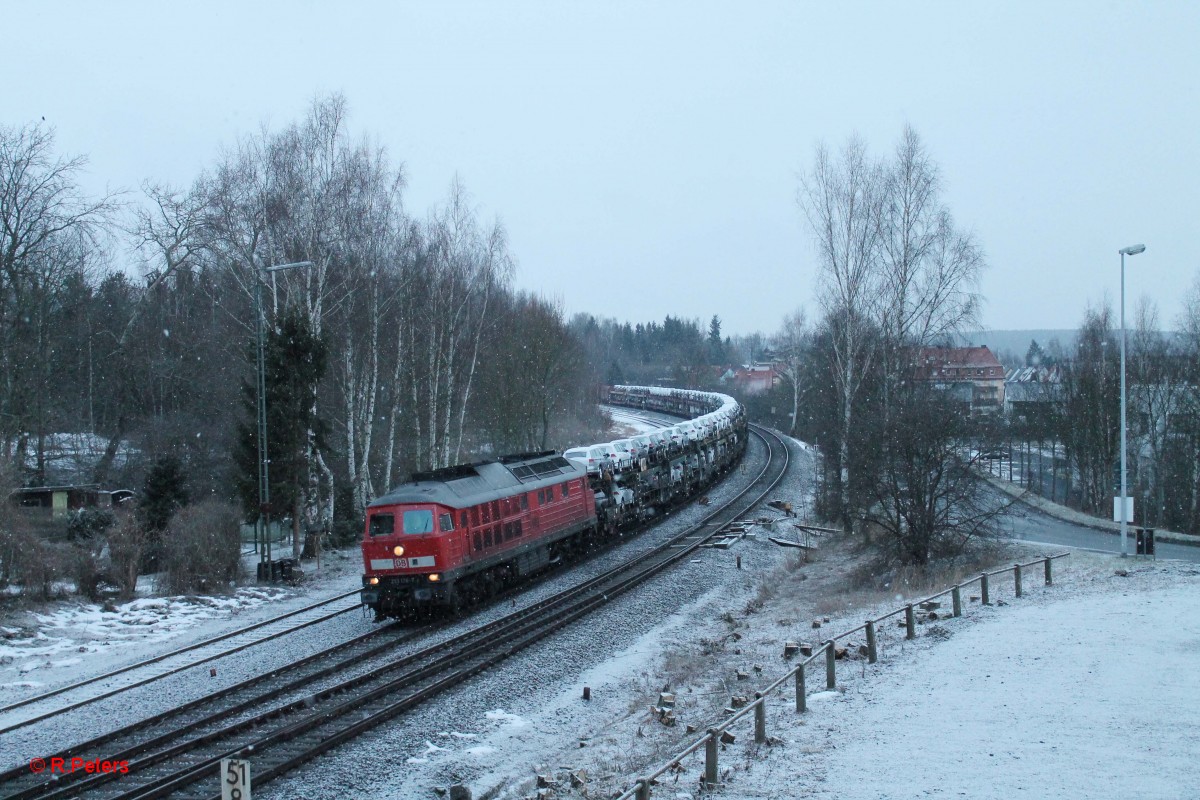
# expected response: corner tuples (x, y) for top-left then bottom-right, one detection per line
(1, 459), (66, 599)
(107, 511), (149, 600)
(0, 525), (69, 600)
(70, 538), (109, 601)
(157, 499), (242, 595)
(67, 507), (117, 541)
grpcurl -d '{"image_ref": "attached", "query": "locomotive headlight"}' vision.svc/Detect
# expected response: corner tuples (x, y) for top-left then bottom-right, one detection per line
(428, 573), (441, 582)
(369, 577), (379, 585)
(393, 545), (405, 556)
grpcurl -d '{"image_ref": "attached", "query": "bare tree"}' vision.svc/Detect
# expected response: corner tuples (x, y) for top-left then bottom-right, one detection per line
(799, 137), (883, 532)
(866, 382), (1008, 564)
(1127, 299), (1184, 525)
(1177, 273), (1200, 529)
(1060, 304), (1120, 513)
(875, 126), (983, 363)
(126, 182), (208, 343)
(0, 122), (118, 471)
(404, 179), (512, 470)
(771, 308), (808, 435)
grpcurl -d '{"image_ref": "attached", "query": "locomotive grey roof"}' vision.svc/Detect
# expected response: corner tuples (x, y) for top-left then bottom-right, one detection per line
(368, 453), (586, 510)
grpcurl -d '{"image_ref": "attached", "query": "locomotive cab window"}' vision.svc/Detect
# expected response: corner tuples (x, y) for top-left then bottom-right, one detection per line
(368, 513), (395, 537)
(402, 509), (434, 534)
(562, 481), (569, 497)
(439, 513), (454, 532)
(520, 494), (528, 510)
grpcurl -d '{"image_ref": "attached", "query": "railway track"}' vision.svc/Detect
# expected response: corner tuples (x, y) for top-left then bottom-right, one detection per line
(3, 424), (790, 800)
(0, 589), (367, 736)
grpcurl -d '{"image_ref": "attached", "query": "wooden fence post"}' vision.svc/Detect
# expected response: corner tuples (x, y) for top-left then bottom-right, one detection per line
(865, 620), (877, 663)
(981, 573), (990, 605)
(705, 729), (718, 787)
(754, 692), (766, 743)
(1044, 557), (1053, 586)
(905, 605), (916, 640)
(636, 777), (651, 800)
(952, 585), (962, 617)
(795, 663), (806, 713)
(1014, 563), (1023, 597)
(825, 641), (836, 689)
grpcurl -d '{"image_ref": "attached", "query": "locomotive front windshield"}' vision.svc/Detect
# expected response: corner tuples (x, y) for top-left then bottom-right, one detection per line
(368, 513), (394, 536)
(402, 509), (435, 534)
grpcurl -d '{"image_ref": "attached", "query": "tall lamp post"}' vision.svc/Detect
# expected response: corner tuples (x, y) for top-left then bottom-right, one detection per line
(256, 260), (313, 579)
(1118, 243), (1145, 556)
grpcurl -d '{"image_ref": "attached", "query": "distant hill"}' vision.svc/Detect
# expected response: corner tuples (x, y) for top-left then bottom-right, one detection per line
(954, 330), (1077, 366)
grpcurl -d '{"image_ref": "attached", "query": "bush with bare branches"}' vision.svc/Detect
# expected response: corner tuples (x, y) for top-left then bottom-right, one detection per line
(107, 511), (149, 599)
(157, 500), (242, 595)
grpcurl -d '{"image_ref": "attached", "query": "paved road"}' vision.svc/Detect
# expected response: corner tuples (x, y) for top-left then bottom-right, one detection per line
(999, 490), (1200, 563)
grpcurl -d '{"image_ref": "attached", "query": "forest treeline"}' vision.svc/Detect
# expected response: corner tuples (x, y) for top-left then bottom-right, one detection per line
(0, 95), (607, 553)
(0, 95), (752, 567)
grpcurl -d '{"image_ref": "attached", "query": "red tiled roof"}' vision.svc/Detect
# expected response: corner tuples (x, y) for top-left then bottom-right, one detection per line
(913, 346), (1005, 381)
(917, 346), (1003, 368)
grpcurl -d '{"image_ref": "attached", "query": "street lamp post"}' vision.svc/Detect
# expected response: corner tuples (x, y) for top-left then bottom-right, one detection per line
(255, 260), (313, 579)
(1118, 243), (1145, 557)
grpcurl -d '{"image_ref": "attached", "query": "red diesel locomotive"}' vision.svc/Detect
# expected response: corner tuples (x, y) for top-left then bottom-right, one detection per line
(360, 451), (596, 617)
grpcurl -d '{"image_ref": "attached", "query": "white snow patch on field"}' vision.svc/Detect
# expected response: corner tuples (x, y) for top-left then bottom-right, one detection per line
(0, 586), (291, 688)
(714, 564), (1200, 800)
(484, 709), (529, 728)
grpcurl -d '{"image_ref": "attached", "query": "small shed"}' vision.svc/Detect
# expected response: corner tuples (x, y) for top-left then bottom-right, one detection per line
(10, 485), (135, 518)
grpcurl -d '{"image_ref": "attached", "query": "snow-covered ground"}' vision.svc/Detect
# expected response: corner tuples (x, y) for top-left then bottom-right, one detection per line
(0, 588), (291, 687)
(724, 557), (1199, 800)
(403, 546), (1197, 800)
(0, 549), (364, 702)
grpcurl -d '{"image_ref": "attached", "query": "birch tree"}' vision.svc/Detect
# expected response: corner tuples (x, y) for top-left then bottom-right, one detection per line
(406, 179), (512, 470)
(771, 308), (809, 435)
(1129, 299), (1185, 526)
(875, 126), (982, 374)
(1177, 273), (1200, 530)
(1060, 305), (1120, 513)
(799, 137), (883, 532)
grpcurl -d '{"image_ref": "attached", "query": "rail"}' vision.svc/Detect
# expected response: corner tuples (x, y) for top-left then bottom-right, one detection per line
(615, 551), (1071, 800)
(2, 425), (782, 800)
(0, 588), (361, 732)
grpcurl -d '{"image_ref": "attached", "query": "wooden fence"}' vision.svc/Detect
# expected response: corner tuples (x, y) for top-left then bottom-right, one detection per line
(615, 552), (1071, 800)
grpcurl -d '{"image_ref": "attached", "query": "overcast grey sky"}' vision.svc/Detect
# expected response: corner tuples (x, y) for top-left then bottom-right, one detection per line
(7, 1), (1197, 336)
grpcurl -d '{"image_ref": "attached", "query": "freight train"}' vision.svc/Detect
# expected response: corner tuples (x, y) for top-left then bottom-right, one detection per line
(359, 386), (746, 619)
